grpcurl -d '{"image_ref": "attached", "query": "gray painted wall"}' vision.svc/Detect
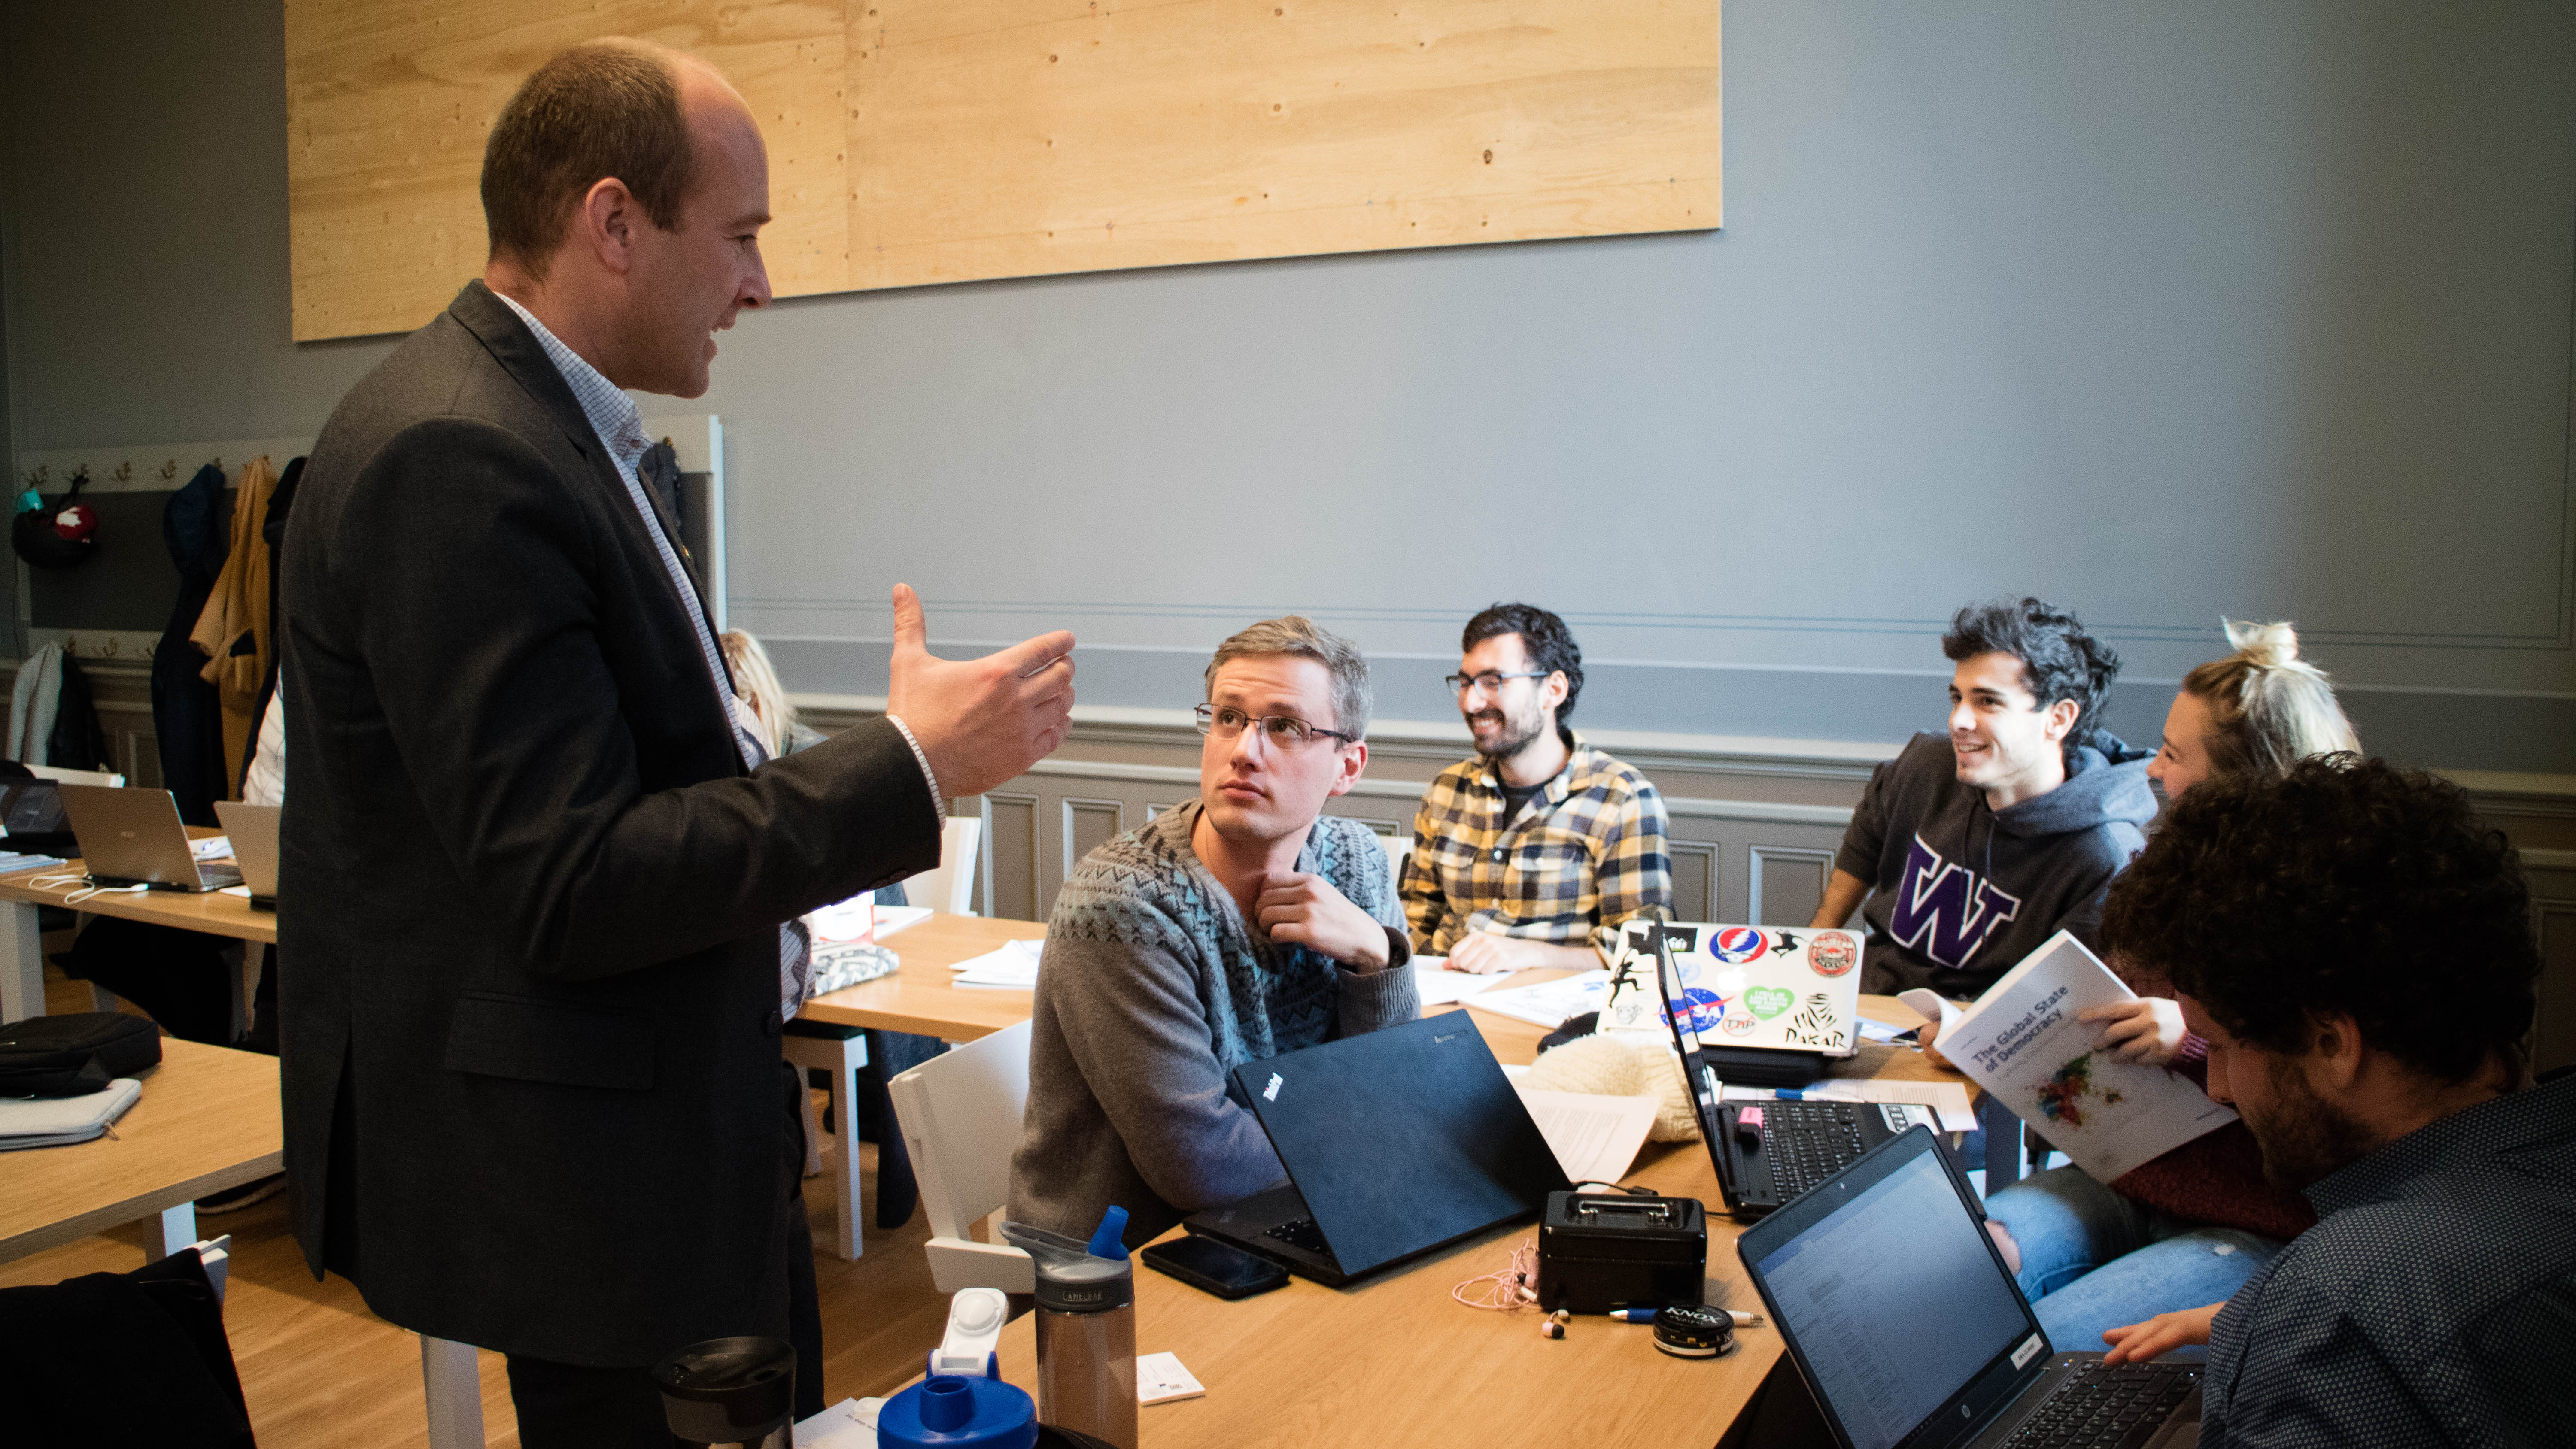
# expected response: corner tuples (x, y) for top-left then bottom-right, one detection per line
(5, 1), (2571, 769)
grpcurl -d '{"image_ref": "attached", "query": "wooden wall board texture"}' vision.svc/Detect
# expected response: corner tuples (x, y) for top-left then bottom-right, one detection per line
(285, 0), (1721, 341)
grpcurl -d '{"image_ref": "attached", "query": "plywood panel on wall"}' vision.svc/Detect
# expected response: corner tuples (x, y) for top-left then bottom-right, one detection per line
(286, 0), (1720, 341)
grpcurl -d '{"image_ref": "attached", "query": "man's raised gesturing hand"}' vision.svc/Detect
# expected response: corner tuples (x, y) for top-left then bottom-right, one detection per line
(884, 584), (1075, 800)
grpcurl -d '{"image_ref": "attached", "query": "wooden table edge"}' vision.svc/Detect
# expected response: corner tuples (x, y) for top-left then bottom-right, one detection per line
(0, 1147), (283, 1262)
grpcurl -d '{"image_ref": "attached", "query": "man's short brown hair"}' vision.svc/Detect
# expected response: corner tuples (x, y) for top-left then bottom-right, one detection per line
(481, 40), (697, 279)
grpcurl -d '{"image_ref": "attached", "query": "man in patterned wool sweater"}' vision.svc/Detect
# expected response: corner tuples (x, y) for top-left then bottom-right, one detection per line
(1010, 617), (1420, 1249)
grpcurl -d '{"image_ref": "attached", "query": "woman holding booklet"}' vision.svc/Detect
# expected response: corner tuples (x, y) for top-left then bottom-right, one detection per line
(1961, 621), (2359, 1361)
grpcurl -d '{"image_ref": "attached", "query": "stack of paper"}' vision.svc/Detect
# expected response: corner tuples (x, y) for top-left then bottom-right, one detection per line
(1513, 1087), (1660, 1185)
(1410, 956), (1516, 1007)
(1464, 970), (1611, 1029)
(950, 937), (1043, 990)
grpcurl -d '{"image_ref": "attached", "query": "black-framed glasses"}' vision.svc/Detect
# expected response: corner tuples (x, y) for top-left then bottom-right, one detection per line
(1445, 670), (1548, 698)
(1194, 703), (1358, 750)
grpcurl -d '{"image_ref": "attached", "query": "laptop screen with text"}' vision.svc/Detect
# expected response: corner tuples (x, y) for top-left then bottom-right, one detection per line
(1753, 1147), (2032, 1449)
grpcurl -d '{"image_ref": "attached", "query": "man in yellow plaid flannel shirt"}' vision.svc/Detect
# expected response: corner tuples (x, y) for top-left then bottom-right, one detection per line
(1403, 604), (1671, 972)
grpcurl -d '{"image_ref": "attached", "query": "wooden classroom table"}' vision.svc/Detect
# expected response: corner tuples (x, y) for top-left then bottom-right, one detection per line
(0, 1035), (283, 1264)
(798, 912), (1048, 1040)
(0, 841), (274, 1023)
(970, 990), (1953, 1449)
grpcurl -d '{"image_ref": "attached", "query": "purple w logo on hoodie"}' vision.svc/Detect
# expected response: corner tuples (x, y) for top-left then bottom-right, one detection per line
(1887, 833), (2023, 969)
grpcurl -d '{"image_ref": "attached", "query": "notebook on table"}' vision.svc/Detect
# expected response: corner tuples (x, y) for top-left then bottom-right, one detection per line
(1184, 1013), (1571, 1287)
(1736, 1125), (2202, 1449)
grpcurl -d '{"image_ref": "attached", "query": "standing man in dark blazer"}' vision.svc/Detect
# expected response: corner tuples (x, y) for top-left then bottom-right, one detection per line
(278, 40), (1076, 1446)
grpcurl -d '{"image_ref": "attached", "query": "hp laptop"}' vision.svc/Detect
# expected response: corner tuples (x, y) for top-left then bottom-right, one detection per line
(1184, 1013), (1572, 1286)
(1655, 928), (1918, 1218)
(1738, 1126), (2202, 1449)
(58, 784), (243, 892)
(213, 801), (280, 910)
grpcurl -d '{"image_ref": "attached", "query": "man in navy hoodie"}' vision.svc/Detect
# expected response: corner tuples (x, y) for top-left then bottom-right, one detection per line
(1811, 597), (2155, 1010)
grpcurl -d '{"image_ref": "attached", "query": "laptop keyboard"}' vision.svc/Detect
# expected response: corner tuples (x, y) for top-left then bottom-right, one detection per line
(1722, 1101), (1888, 1214)
(2004, 1361), (2199, 1448)
(1261, 1216), (1337, 1264)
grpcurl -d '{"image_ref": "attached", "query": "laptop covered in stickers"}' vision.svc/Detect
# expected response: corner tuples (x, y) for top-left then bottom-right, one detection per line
(1600, 919), (1865, 1081)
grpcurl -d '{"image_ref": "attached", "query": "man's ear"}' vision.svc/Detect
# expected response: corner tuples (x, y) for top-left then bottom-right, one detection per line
(1543, 670), (1570, 712)
(1325, 740), (1368, 797)
(2307, 1010), (2368, 1092)
(2043, 697), (2080, 743)
(578, 177), (642, 275)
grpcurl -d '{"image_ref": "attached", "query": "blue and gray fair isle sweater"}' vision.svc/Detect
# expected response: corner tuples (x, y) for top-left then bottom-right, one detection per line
(1007, 800), (1420, 1246)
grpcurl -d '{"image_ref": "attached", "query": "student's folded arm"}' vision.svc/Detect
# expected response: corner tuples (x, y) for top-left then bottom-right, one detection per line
(326, 419), (939, 980)
(1590, 782), (1672, 955)
(1332, 949), (1421, 1036)
(1043, 921), (1287, 1212)
(1400, 803), (1450, 952)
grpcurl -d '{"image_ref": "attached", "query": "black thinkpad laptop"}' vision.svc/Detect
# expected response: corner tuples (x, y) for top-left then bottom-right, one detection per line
(1653, 929), (1915, 1218)
(1184, 1013), (1571, 1287)
(1738, 1126), (2203, 1449)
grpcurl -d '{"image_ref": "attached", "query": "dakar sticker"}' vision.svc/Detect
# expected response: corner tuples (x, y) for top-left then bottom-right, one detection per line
(1708, 926), (1769, 965)
(1744, 985), (1795, 1019)
(1807, 930), (1859, 979)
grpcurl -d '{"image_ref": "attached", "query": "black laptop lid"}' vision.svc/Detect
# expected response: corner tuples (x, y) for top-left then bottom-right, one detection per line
(1737, 1128), (2050, 1449)
(1229, 1014), (1571, 1276)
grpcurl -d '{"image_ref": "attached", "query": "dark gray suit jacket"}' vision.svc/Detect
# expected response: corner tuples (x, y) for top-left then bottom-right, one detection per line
(278, 281), (939, 1365)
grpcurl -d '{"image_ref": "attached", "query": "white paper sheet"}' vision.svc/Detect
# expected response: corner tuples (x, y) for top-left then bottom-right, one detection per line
(1513, 1087), (1660, 1185)
(949, 937), (1043, 990)
(1410, 957), (1515, 1006)
(871, 906), (934, 940)
(1464, 969), (1611, 1029)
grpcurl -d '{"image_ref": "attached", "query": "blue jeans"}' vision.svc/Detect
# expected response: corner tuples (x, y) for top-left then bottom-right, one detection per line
(1982, 1167), (2281, 1361)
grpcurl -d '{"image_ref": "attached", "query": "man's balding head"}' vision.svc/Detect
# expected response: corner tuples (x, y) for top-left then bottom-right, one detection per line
(481, 39), (733, 279)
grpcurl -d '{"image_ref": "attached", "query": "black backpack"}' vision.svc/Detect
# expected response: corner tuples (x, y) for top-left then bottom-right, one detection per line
(0, 1012), (161, 1097)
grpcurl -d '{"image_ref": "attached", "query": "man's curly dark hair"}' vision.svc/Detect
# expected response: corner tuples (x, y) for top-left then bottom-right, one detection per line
(1463, 603), (1584, 723)
(1942, 597), (2122, 749)
(2100, 756), (2536, 1084)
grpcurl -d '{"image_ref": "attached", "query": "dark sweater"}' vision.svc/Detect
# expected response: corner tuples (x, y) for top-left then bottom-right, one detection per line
(1838, 732), (2156, 997)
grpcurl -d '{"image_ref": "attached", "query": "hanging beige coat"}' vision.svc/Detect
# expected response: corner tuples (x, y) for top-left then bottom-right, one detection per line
(190, 455), (277, 794)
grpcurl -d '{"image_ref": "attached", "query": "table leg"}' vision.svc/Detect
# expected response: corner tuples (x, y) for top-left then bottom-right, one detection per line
(158, 1201), (199, 1259)
(1980, 1093), (2025, 1191)
(421, 1335), (486, 1449)
(832, 1041), (865, 1260)
(0, 898), (41, 1021)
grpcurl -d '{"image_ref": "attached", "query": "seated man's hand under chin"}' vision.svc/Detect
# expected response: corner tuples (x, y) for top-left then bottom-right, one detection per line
(1257, 870), (1391, 971)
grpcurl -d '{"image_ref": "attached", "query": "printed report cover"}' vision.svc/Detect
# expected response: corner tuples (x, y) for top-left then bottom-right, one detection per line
(1925, 931), (2236, 1182)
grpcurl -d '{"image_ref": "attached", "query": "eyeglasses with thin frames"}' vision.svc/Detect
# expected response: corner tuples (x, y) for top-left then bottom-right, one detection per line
(1444, 670), (1548, 699)
(1194, 703), (1358, 750)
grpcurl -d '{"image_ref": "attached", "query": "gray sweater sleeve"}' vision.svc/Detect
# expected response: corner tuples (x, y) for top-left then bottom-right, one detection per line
(1035, 907), (1291, 1215)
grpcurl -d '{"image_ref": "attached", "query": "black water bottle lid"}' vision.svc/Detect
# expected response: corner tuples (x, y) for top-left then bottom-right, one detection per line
(653, 1335), (796, 1444)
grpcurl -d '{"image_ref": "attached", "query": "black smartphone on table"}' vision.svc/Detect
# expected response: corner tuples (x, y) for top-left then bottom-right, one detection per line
(1142, 1235), (1291, 1300)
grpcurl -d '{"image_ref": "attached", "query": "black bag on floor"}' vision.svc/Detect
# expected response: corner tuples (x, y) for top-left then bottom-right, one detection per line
(0, 1010), (162, 1097)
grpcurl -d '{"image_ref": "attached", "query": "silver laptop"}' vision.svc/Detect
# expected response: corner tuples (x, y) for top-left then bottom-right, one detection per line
(58, 784), (243, 892)
(213, 801), (279, 909)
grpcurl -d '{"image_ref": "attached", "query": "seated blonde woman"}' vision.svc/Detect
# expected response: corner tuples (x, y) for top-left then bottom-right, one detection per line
(1980, 621), (2358, 1363)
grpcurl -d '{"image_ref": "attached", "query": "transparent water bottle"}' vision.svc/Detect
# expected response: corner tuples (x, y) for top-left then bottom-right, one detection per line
(1000, 1208), (1139, 1449)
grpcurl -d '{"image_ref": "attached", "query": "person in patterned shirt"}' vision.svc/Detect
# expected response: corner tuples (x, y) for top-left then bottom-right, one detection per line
(1403, 603), (1671, 973)
(2092, 758), (2572, 1447)
(1011, 617), (1419, 1246)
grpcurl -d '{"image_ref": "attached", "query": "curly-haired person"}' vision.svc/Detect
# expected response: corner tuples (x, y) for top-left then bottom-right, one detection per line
(1979, 622), (2363, 1358)
(2091, 758), (2570, 1448)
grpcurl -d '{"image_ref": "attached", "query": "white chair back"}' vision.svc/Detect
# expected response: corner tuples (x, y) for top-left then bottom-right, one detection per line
(889, 1017), (1035, 1294)
(27, 764), (125, 787)
(906, 815), (984, 917)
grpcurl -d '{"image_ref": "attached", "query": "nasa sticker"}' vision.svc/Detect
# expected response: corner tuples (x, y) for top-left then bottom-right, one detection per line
(1707, 927), (1769, 965)
(1677, 986), (1725, 1036)
(1808, 930), (1859, 979)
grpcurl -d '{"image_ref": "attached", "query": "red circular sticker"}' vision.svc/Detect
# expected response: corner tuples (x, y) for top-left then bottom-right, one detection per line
(1808, 931), (1859, 978)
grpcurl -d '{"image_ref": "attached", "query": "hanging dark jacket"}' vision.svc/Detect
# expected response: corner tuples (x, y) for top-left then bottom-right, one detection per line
(45, 653), (109, 771)
(243, 456), (304, 786)
(152, 464), (231, 825)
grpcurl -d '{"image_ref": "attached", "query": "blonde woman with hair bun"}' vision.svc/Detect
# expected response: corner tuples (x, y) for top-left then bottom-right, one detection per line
(2147, 620), (2359, 801)
(1978, 620), (2361, 1367)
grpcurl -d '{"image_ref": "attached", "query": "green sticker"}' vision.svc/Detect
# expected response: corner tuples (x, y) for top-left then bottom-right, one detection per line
(1745, 986), (1794, 1019)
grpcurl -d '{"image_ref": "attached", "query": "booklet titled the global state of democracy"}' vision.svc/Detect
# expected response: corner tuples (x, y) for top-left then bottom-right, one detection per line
(1902, 931), (2237, 1182)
